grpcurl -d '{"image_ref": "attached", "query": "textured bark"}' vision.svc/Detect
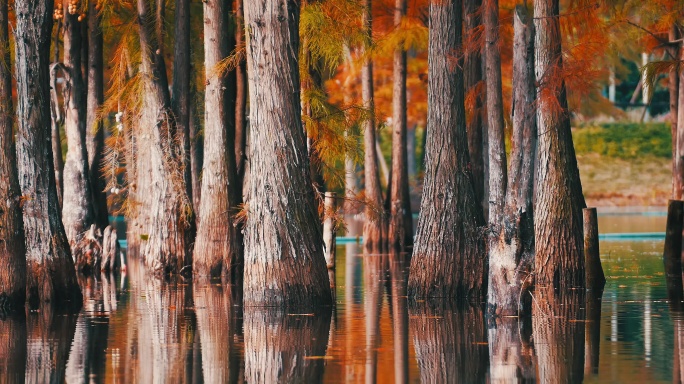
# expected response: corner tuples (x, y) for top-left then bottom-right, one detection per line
(193, 0), (240, 279)
(533, 0), (586, 291)
(532, 288), (585, 384)
(87, 0), (109, 229)
(14, 0), (82, 308)
(129, 0), (195, 274)
(362, 0), (387, 254)
(0, 313), (27, 382)
(408, 0), (487, 299)
(243, 0), (332, 307)
(0, 0), (26, 309)
(61, 0), (97, 268)
(410, 300), (488, 383)
(388, 0), (413, 254)
(172, 0), (193, 205)
(487, 4), (536, 316)
(235, 0), (248, 183)
(244, 308), (331, 383)
(25, 310), (78, 382)
(670, 25), (680, 198)
(464, 0), (485, 212)
(190, 107), (202, 211)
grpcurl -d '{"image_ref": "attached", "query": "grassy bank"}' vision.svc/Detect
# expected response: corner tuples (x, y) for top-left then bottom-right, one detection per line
(573, 123), (671, 207)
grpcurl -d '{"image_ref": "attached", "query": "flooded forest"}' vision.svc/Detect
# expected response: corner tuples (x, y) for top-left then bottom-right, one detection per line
(1, 0), (684, 382)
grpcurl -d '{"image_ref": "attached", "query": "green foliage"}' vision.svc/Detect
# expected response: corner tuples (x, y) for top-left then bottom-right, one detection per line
(573, 123), (671, 158)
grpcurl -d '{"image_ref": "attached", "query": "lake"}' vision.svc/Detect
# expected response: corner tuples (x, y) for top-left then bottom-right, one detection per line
(0, 211), (677, 383)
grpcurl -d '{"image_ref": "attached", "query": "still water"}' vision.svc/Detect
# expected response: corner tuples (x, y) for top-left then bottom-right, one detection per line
(0, 212), (679, 383)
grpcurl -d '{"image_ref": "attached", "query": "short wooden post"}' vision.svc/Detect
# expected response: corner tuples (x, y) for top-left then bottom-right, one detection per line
(323, 192), (336, 269)
(664, 200), (684, 310)
(584, 208), (605, 290)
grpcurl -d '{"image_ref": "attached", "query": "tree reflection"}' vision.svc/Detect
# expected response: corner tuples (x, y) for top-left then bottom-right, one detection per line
(409, 299), (488, 383)
(363, 252), (385, 384)
(0, 311), (27, 382)
(488, 316), (535, 383)
(532, 288), (585, 384)
(244, 307), (332, 383)
(584, 288), (604, 378)
(25, 307), (78, 383)
(389, 252), (410, 384)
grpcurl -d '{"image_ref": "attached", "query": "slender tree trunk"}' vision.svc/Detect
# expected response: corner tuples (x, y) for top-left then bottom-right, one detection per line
(194, 0), (240, 279)
(670, 25), (680, 198)
(408, 0), (487, 299)
(130, 0), (195, 274)
(172, 0), (193, 206)
(676, 38), (684, 200)
(87, 0), (109, 229)
(464, 0), (485, 213)
(51, 21), (65, 209)
(14, 0), (82, 307)
(0, 0), (25, 308)
(235, 0), (248, 183)
(190, 107), (202, 212)
(362, 0), (387, 254)
(487, 4), (536, 316)
(243, 0), (332, 307)
(533, 0), (586, 290)
(388, 0), (413, 254)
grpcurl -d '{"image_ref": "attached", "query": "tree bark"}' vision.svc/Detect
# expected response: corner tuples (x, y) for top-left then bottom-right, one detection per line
(235, 0), (248, 183)
(172, 0), (193, 206)
(14, 0), (82, 308)
(61, 0), (98, 271)
(0, 0), (26, 308)
(408, 0), (487, 299)
(194, 0), (240, 279)
(51, 20), (65, 209)
(362, 0), (387, 254)
(487, 4), (536, 316)
(388, 0), (414, 254)
(87, 0), (109, 229)
(242, 0), (332, 307)
(533, 0), (586, 291)
(129, 0), (195, 274)
(464, 0), (486, 214)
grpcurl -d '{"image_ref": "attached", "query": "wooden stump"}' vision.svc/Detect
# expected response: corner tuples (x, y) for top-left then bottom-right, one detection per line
(583, 208), (605, 290)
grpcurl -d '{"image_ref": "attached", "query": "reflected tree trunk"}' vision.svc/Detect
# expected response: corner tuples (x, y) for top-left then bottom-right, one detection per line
(0, 313), (27, 383)
(410, 300), (488, 383)
(364, 253), (385, 384)
(0, 0), (25, 307)
(65, 312), (109, 383)
(584, 288), (603, 378)
(532, 288), (585, 384)
(488, 317), (535, 383)
(409, 0), (486, 299)
(14, 0), (82, 308)
(389, 253), (410, 384)
(25, 310), (78, 383)
(244, 308), (332, 383)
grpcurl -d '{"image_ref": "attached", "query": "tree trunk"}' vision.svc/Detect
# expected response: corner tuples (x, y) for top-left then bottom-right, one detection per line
(51, 20), (65, 209)
(194, 0), (240, 279)
(171, 0), (193, 206)
(362, 0), (387, 254)
(242, 0), (332, 307)
(61, 0), (96, 250)
(487, 4), (536, 316)
(408, 0), (487, 299)
(0, 0), (26, 308)
(235, 0), (248, 183)
(670, 25), (680, 198)
(190, 106), (202, 212)
(87, 0), (109, 229)
(533, 0), (586, 291)
(676, 39), (684, 200)
(14, 0), (82, 308)
(464, 0), (486, 213)
(388, 0), (413, 254)
(129, 0), (195, 274)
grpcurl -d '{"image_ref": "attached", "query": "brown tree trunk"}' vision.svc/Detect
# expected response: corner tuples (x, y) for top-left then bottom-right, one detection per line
(464, 0), (486, 214)
(190, 107), (202, 212)
(87, 0), (109, 229)
(235, 0), (248, 183)
(0, 313), (27, 382)
(14, 0), (82, 308)
(388, 0), (413, 254)
(61, 1), (97, 262)
(362, 0), (387, 254)
(172, 0), (193, 206)
(670, 25), (680, 198)
(242, 0), (332, 307)
(193, 0), (240, 279)
(410, 301), (488, 382)
(487, 4), (536, 316)
(676, 39), (684, 200)
(408, 0), (487, 299)
(129, 0), (195, 274)
(51, 20), (65, 208)
(533, 0), (586, 291)
(0, 0), (26, 308)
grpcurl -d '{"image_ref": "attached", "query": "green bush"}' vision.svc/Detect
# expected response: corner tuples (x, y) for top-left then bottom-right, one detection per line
(572, 122), (671, 158)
